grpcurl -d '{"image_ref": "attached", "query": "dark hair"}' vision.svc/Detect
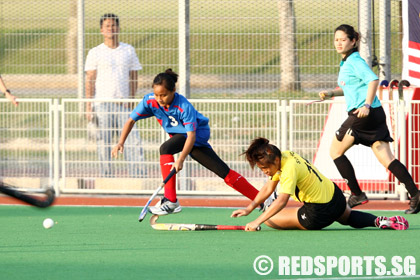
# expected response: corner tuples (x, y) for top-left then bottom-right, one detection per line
(243, 137), (281, 169)
(100, 13), (119, 28)
(152, 69), (179, 92)
(335, 24), (359, 51)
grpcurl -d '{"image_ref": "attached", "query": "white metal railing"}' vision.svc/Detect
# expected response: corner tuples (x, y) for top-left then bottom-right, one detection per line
(1, 97), (418, 200)
(0, 99), (53, 192)
(58, 99), (280, 195)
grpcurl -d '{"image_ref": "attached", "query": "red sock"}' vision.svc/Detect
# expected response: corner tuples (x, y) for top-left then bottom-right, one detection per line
(224, 169), (258, 200)
(160, 154), (177, 202)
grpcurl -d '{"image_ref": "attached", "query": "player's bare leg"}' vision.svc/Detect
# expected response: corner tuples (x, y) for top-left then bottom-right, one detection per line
(263, 207), (306, 230)
(371, 141), (395, 167)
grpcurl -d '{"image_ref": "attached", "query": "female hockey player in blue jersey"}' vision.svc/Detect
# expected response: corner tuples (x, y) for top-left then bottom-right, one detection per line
(112, 69), (266, 215)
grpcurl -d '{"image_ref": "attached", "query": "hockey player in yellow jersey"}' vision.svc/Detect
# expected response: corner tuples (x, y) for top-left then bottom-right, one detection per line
(231, 138), (409, 232)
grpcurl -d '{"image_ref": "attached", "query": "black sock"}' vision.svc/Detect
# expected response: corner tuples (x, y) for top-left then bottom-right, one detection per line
(333, 155), (362, 196)
(388, 159), (419, 197)
(348, 210), (377, 228)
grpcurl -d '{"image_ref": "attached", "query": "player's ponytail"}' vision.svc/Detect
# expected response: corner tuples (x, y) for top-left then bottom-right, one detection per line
(164, 69), (178, 84)
(152, 69), (179, 92)
(243, 137), (281, 169)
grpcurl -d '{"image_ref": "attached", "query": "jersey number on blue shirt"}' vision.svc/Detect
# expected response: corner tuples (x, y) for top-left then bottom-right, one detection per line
(168, 116), (178, 126)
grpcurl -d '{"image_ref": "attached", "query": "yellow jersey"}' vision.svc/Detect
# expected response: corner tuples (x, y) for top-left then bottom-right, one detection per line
(271, 151), (335, 203)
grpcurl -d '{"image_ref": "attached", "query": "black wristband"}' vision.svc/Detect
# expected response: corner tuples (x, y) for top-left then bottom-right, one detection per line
(5, 89), (11, 95)
(364, 103), (371, 109)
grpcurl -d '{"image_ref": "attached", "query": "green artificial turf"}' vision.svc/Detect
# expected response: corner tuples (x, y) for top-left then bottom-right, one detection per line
(0, 206), (419, 279)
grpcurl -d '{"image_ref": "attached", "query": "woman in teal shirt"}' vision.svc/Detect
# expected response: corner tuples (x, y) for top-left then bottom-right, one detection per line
(319, 24), (419, 214)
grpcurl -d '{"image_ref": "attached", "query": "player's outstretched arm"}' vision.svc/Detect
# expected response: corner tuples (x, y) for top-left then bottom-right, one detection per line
(4, 90), (18, 106)
(0, 76), (18, 106)
(111, 118), (136, 158)
(231, 208), (251, 218)
(319, 87), (344, 100)
(231, 180), (277, 218)
(173, 131), (196, 172)
(245, 193), (290, 231)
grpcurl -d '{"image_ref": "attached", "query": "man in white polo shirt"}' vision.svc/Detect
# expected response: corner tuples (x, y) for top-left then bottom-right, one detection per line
(85, 13), (143, 177)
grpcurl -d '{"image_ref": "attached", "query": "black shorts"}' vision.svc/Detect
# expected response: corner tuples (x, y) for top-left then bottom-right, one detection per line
(335, 106), (394, 146)
(297, 184), (347, 230)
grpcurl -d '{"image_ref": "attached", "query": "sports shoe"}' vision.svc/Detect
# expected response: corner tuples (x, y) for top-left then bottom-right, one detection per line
(260, 191), (277, 212)
(374, 216), (388, 227)
(404, 192), (420, 214)
(347, 192), (369, 208)
(378, 216), (409, 230)
(148, 197), (182, 215)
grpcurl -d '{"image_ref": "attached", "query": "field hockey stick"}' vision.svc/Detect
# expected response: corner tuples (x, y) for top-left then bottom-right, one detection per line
(0, 183), (55, 208)
(378, 80), (389, 100)
(398, 80), (411, 100)
(138, 168), (177, 222)
(305, 99), (325, 106)
(149, 215), (261, 231)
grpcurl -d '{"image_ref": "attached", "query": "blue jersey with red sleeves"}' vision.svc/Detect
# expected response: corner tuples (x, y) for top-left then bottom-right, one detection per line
(130, 92), (211, 147)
